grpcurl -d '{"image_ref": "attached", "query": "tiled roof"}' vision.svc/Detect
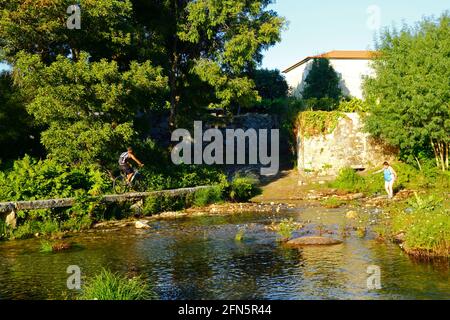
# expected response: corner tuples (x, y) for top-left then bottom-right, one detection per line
(283, 50), (378, 73)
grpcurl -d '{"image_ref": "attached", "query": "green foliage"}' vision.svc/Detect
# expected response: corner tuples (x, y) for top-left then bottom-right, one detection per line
(337, 98), (368, 113)
(270, 218), (302, 241)
(143, 194), (188, 216)
(303, 97), (339, 111)
(14, 52), (167, 165)
(252, 69), (288, 101)
(301, 58), (342, 102)
(141, 164), (227, 191)
(0, 71), (42, 161)
(39, 240), (54, 253)
(79, 269), (157, 300)
(330, 168), (371, 194)
(297, 111), (344, 138)
(363, 13), (450, 170)
(193, 186), (224, 207)
(388, 196), (450, 258)
(228, 176), (261, 202)
(0, 219), (10, 240)
(331, 162), (450, 196)
(235, 228), (245, 242)
(0, 156), (110, 202)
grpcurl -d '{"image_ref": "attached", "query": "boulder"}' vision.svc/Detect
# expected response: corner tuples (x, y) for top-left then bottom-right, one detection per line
(286, 236), (343, 247)
(135, 221), (150, 229)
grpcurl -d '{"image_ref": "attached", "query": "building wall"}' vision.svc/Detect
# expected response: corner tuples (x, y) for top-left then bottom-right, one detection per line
(285, 59), (374, 99)
(297, 113), (397, 176)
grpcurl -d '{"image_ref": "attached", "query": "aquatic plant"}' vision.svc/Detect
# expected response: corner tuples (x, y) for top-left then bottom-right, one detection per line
(270, 218), (302, 242)
(79, 269), (157, 300)
(40, 241), (54, 253)
(235, 228), (245, 242)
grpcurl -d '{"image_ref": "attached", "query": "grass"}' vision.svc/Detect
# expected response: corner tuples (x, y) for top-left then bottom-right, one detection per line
(376, 192), (449, 259)
(79, 269), (157, 300)
(320, 197), (347, 208)
(40, 240), (54, 253)
(194, 186), (223, 207)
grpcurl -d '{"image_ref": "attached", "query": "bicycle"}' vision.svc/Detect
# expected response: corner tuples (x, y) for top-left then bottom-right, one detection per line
(113, 170), (146, 194)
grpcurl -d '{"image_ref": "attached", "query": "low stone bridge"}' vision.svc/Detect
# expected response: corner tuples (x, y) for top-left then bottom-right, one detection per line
(0, 186), (211, 228)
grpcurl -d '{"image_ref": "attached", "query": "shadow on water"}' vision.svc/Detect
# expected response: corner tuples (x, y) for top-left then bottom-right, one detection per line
(0, 207), (449, 300)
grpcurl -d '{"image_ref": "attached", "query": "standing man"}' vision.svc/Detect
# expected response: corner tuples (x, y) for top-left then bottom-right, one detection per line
(119, 147), (144, 184)
(373, 162), (397, 199)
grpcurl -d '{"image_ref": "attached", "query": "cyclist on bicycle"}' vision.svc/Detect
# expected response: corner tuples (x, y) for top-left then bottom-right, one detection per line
(119, 147), (144, 184)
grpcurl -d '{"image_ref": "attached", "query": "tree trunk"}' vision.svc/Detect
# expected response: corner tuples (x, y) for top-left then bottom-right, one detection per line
(168, 0), (180, 133)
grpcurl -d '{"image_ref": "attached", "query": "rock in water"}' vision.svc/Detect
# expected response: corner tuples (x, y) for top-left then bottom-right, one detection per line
(286, 236), (343, 247)
(135, 221), (150, 229)
(346, 210), (358, 219)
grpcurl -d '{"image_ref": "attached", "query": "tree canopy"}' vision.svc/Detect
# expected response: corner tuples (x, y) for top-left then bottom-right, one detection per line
(0, 0), (285, 165)
(363, 13), (450, 170)
(301, 58), (342, 102)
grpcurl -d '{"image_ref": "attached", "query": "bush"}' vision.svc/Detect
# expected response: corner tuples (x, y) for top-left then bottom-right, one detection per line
(228, 176), (261, 202)
(193, 186), (223, 207)
(330, 168), (366, 193)
(143, 194), (188, 215)
(0, 156), (110, 202)
(79, 269), (157, 300)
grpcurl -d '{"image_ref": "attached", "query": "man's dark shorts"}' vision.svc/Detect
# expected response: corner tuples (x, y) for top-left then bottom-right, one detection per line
(120, 165), (134, 175)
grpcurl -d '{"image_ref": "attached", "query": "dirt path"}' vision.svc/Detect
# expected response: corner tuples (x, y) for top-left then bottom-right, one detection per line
(253, 170), (310, 203)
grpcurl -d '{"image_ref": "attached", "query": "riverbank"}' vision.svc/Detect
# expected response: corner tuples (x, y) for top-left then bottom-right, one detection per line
(254, 169), (449, 260)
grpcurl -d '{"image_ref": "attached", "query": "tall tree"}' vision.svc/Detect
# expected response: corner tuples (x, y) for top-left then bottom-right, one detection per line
(0, 71), (43, 162)
(14, 52), (167, 165)
(252, 69), (288, 101)
(364, 13), (450, 171)
(132, 0), (286, 128)
(301, 58), (342, 102)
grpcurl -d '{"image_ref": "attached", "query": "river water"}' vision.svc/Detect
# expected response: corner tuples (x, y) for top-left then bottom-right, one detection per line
(0, 206), (449, 300)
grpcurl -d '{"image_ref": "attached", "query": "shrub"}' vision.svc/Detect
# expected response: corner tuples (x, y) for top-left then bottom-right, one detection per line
(79, 269), (157, 300)
(0, 156), (110, 202)
(228, 176), (261, 202)
(330, 168), (366, 193)
(143, 194), (188, 215)
(193, 186), (223, 207)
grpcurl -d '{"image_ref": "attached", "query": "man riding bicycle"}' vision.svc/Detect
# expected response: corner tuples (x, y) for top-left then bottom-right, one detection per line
(119, 147), (144, 184)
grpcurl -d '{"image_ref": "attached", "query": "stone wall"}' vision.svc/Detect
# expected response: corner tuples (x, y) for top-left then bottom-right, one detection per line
(297, 113), (397, 176)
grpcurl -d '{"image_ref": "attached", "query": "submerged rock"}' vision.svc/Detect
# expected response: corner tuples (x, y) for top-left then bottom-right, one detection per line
(286, 236), (343, 247)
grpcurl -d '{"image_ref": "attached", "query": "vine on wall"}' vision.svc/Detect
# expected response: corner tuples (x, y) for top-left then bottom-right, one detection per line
(296, 111), (346, 138)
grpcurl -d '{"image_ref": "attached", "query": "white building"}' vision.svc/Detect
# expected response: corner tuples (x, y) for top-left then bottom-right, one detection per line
(282, 50), (377, 99)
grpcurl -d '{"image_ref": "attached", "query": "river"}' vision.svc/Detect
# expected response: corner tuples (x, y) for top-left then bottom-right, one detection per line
(0, 205), (449, 300)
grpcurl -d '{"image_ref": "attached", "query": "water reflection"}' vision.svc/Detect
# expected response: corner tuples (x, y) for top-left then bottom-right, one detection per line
(0, 207), (449, 300)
